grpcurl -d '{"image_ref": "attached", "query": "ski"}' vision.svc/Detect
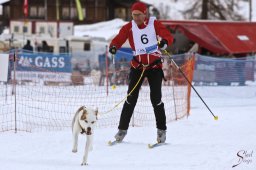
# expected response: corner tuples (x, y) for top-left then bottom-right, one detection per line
(108, 140), (121, 146)
(108, 140), (166, 148)
(148, 142), (166, 149)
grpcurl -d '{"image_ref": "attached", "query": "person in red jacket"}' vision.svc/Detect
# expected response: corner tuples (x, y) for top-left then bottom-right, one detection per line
(109, 2), (174, 143)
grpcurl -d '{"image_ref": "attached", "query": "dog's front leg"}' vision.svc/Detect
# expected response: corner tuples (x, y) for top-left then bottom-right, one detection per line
(89, 135), (93, 151)
(72, 129), (79, 153)
(81, 135), (92, 165)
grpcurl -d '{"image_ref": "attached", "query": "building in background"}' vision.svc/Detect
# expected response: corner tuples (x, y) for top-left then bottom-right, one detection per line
(0, 0), (138, 30)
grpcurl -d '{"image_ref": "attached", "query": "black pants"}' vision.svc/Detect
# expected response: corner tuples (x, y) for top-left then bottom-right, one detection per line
(118, 68), (167, 131)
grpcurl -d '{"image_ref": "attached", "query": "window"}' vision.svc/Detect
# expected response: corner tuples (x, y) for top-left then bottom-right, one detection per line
(14, 26), (19, 33)
(23, 26), (28, 33)
(62, 7), (70, 19)
(30, 6), (37, 17)
(39, 27), (45, 34)
(84, 43), (90, 51)
(83, 8), (86, 19)
(70, 7), (77, 19)
(71, 7), (85, 20)
(3, 6), (10, 17)
(87, 8), (94, 20)
(38, 7), (45, 18)
(96, 7), (106, 20)
(59, 46), (66, 53)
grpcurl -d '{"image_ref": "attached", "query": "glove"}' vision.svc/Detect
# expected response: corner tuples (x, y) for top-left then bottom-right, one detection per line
(158, 39), (168, 50)
(109, 46), (117, 55)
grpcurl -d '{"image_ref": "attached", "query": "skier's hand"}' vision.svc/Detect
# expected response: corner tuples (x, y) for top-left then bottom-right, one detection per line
(158, 39), (168, 50)
(109, 46), (117, 55)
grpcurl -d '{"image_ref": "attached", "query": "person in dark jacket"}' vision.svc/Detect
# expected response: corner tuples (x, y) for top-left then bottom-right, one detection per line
(41, 40), (51, 52)
(23, 40), (33, 53)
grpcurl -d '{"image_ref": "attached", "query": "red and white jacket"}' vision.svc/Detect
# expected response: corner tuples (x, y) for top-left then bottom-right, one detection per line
(110, 18), (173, 69)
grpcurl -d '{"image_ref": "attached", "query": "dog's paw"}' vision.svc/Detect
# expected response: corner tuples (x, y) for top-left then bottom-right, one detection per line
(72, 149), (77, 153)
(81, 162), (88, 166)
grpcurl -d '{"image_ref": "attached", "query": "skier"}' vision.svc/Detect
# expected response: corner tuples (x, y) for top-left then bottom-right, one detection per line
(109, 2), (174, 143)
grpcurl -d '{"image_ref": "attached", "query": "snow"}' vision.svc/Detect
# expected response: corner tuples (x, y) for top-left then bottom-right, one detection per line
(1, 86), (256, 170)
(74, 19), (127, 41)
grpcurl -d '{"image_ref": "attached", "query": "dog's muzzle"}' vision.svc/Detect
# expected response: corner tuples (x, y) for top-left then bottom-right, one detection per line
(86, 127), (92, 135)
(81, 127), (92, 135)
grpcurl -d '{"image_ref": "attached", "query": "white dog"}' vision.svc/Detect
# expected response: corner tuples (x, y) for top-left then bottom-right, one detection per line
(72, 106), (98, 165)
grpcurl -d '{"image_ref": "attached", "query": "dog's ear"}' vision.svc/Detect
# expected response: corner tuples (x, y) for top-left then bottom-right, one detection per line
(80, 108), (87, 120)
(76, 106), (85, 114)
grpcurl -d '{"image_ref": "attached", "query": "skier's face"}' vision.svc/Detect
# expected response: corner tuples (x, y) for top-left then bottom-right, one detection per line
(132, 10), (146, 25)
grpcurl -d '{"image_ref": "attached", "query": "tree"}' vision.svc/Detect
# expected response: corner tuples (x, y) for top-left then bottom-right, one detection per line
(182, 0), (249, 20)
(158, 2), (171, 19)
(201, 0), (209, 19)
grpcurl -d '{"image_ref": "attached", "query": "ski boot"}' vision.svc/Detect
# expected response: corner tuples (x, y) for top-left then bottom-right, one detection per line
(157, 129), (166, 143)
(115, 129), (127, 142)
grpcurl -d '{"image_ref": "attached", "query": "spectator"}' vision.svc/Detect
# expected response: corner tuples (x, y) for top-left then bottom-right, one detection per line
(23, 40), (33, 53)
(41, 40), (51, 52)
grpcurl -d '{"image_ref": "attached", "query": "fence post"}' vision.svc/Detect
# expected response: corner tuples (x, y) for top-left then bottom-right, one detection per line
(105, 45), (109, 96)
(14, 50), (17, 133)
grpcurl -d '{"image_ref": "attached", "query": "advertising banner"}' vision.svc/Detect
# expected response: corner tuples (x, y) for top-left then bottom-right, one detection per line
(12, 53), (72, 82)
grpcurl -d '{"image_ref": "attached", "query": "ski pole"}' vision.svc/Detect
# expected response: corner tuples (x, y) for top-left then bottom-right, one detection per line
(163, 50), (218, 120)
(111, 54), (116, 89)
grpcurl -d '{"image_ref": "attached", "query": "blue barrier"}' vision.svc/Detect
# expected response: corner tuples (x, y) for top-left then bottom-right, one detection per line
(194, 54), (255, 85)
(115, 48), (133, 62)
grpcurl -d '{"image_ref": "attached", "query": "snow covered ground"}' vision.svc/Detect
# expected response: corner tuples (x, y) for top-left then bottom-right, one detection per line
(0, 86), (256, 170)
